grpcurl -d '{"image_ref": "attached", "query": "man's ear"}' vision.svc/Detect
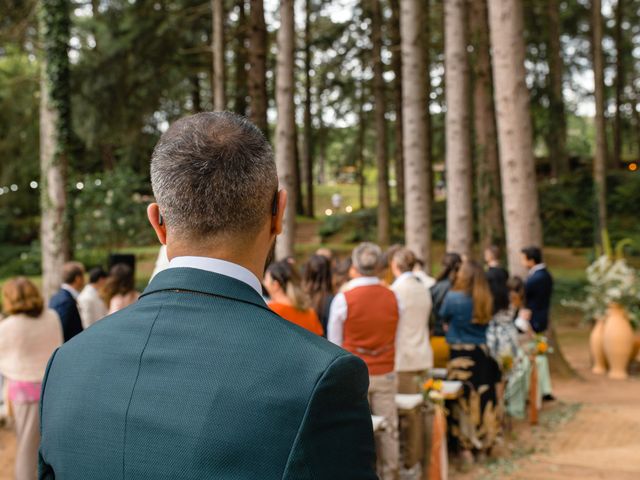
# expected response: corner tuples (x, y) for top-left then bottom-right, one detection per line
(147, 203), (167, 245)
(272, 190), (287, 236)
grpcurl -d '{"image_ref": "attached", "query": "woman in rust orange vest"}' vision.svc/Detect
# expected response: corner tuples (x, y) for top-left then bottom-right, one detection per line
(265, 260), (324, 336)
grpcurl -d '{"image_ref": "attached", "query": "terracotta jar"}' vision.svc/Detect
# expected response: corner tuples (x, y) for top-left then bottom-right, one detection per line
(602, 303), (634, 380)
(589, 317), (607, 375)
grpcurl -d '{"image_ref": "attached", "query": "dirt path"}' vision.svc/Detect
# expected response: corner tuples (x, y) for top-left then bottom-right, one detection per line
(502, 328), (640, 480)
(449, 325), (640, 480)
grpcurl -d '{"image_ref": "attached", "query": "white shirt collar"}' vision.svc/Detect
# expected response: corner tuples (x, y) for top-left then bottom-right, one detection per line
(529, 263), (547, 276)
(346, 276), (381, 289)
(62, 284), (80, 300)
(167, 256), (263, 296)
(392, 271), (414, 287)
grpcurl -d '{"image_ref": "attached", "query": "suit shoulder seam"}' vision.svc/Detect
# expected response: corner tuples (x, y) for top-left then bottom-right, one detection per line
(121, 303), (164, 480)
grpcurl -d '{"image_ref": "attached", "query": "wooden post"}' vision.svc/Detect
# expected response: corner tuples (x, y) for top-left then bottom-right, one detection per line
(529, 357), (538, 425)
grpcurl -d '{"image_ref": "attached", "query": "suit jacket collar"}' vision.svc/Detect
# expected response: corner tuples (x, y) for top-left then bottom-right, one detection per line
(140, 267), (269, 311)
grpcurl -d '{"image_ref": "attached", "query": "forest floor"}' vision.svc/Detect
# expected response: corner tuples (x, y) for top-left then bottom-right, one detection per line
(449, 324), (640, 480)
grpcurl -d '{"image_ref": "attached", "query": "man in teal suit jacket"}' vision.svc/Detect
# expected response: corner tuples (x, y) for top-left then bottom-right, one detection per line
(39, 112), (377, 479)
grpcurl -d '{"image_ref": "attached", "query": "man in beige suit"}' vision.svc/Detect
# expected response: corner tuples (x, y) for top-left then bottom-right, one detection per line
(390, 247), (434, 470)
(391, 247), (433, 392)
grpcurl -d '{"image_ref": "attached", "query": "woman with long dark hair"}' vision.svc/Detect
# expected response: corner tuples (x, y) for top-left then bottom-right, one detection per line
(104, 263), (139, 314)
(439, 260), (500, 462)
(264, 260), (324, 336)
(429, 252), (463, 367)
(302, 255), (334, 336)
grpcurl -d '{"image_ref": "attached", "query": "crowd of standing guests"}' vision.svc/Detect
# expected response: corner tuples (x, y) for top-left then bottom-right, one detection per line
(0, 262), (139, 480)
(0, 242), (553, 479)
(265, 242), (554, 477)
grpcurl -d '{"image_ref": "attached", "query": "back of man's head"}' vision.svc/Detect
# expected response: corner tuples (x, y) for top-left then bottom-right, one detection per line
(352, 243), (382, 277)
(63, 262), (85, 285)
(521, 246), (543, 265)
(150, 112), (278, 244)
(88, 267), (107, 284)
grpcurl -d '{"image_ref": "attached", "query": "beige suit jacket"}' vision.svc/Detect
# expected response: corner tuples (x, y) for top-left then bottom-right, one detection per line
(391, 273), (433, 372)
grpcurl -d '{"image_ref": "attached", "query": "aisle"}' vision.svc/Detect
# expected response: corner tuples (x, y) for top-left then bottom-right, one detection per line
(505, 330), (640, 480)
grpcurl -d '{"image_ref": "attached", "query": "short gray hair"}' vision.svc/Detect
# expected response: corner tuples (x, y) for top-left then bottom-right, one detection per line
(150, 112), (278, 240)
(352, 242), (382, 276)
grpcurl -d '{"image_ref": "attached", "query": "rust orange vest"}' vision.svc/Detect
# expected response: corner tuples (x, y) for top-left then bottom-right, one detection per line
(343, 284), (399, 375)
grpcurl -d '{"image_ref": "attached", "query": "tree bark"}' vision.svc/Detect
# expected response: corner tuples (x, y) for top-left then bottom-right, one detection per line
(591, 0), (607, 246)
(39, 0), (72, 300)
(357, 81), (366, 210)
(389, 0), (404, 207)
(248, 0), (268, 133)
(401, 0), (431, 269)
(487, 0), (542, 278)
(468, 0), (504, 251)
(302, 0), (314, 218)
(294, 125), (305, 216)
(613, 0), (624, 169)
(317, 71), (327, 185)
(371, 0), (390, 246)
(546, 0), (568, 177)
(275, 0), (296, 259)
(444, 0), (472, 257)
(234, 0), (248, 116)
(190, 75), (201, 112)
(211, 0), (226, 111)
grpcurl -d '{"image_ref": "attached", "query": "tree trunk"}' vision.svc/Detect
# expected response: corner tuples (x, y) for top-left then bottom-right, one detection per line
(613, 0), (624, 169)
(248, 0), (268, 133)
(211, 0), (226, 110)
(275, 0), (296, 259)
(444, 0), (472, 257)
(401, 0), (431, 269)
(487, 0), (542, 278)
(294, 126), (305, 216)
(591, 0), (607, 247)
(317, 72), (327, 185)
(302, 0), (314, 218)
(546, 0), (568, 177)
(39, 0), (72, 300)
(234, 0), (248, 115)
(389, 0), (404, 207)
(468, 0), (504, 251)
(190, 75), (201, 112)
(371, 0), (390, 246)
(357, 81), (367, 211)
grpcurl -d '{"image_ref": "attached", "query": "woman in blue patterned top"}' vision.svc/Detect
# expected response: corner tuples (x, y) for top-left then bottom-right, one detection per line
(439, 260), (501, 463)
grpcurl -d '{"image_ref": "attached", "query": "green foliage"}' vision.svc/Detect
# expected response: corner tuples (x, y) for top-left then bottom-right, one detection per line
(71, 168), (155, 251)
(319, 171), (640, 250)
(0, 49), (40, 244)
(0, 242), (42, 279)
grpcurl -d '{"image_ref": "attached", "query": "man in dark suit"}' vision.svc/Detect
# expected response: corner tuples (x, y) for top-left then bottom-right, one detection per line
(39, 112), (377, 479)
(521, 246), (553, 333)
(48, 262), (85, 342)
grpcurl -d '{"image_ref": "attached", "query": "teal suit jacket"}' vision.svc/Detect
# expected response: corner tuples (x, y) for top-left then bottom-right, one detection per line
(39, 268), (377, 479)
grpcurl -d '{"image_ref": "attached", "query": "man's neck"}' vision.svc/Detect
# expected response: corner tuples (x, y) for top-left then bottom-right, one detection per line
(488, 260), (500, 268)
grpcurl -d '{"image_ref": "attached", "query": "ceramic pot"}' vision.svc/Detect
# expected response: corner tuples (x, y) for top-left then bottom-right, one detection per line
(602, 303), (634, 380)
(631, 337), (640, 362)
(589, 317), (608, 375)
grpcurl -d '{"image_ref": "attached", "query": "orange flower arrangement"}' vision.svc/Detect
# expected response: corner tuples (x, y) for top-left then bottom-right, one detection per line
(422, 378), (443, 395)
